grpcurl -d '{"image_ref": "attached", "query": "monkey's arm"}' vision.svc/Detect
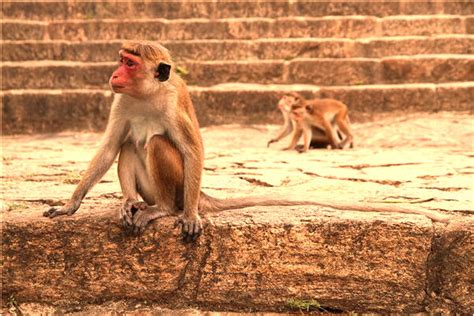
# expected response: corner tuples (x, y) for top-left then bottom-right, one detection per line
(283, 124), (303, 151)
(44, 112), (128, 218)
(268, 113), (293, 147)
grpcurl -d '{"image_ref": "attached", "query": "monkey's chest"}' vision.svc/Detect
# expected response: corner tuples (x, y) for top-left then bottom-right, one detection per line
(129, 117), (166, 148)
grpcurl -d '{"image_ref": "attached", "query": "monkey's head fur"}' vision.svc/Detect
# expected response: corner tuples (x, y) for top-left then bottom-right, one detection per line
(278, 92), (304, 112)
(110, 41), (176, 98)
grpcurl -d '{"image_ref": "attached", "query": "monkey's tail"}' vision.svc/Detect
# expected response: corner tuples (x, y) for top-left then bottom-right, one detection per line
(199, 192), (449, 223)
(199, 192), (313, 212)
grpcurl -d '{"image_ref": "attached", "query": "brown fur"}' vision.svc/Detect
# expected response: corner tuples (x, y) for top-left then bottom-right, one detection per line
(268, 93), (334, 149)
(287, 93), (354, 152)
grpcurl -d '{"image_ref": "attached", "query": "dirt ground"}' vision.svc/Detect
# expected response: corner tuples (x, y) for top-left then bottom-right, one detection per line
(1, 111), (473, 314)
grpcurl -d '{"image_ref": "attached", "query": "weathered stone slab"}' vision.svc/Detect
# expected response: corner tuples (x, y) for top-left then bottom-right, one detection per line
(425, 220), (474, 313)
(380, 16), (466, 37)
(1, 21), (47, 41)
(381, 56), (474, 84)
(1, 90), (113, 134)
(467, 16), (474, 34)
(2, 62), (113, 90)
(0, 205), (434, 312)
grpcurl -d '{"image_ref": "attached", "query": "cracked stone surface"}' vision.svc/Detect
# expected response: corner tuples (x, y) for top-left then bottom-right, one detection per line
(2, 112), (473, 314)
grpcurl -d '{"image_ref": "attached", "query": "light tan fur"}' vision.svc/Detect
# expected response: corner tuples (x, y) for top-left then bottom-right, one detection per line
(268, 93), (336, 149)
(286, 93), (354, 153)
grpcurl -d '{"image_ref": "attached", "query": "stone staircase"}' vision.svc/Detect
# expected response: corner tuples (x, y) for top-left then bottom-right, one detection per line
(1, 1), (473, 134)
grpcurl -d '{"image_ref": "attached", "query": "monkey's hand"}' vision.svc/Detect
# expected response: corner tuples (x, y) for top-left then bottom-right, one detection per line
(120, 199), (146, 229)
(267, 139), (277, 147)
(43, 201), (80, 218)
(175, 213), (202, 242)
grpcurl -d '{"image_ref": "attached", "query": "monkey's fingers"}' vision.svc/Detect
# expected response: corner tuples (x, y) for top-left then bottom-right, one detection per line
(267, 140), (275, 147)
(43, 207), (68, 218)
(119, 206), (133, 228)
(176, 217), (202, 242)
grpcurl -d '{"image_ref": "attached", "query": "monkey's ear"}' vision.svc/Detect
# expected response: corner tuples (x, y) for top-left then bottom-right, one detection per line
(305, 105), (314, 114)
(155, 62), (171, 82)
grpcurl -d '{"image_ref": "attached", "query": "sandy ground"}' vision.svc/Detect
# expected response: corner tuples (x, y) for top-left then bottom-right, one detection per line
(2, 111), (473, 218)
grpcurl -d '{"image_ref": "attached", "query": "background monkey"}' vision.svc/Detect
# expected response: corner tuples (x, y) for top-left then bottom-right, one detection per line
(268, 92), (343, 150)
(44, 42), (447, 240)
(286, 93), (354, 153)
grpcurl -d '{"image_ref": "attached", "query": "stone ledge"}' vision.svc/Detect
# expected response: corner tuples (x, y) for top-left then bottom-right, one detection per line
(1, 2), (472, 21)
(3, 56), (473, 89)
(2, 16), (468, 41)
(2, 36), (473, 62)
(2, 83), (473, 134)
(2, 202), (472, 313)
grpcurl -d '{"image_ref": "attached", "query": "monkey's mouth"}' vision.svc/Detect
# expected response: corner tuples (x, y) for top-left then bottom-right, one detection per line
(111, 85), (125, 91)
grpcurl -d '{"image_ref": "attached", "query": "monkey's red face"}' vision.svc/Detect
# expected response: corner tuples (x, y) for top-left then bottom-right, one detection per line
(109, 51), (146, 96)
(278, 95), (300, 112)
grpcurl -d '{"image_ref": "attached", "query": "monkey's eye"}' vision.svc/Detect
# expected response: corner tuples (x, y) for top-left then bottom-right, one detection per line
(120, 57), (136, 68)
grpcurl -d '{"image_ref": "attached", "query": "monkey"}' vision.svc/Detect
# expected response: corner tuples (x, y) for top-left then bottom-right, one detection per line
(43, 41), (448, 241)
(285, 93), (354, 153)
(44, 41), (206, 241)
(267, 92), (344, 150)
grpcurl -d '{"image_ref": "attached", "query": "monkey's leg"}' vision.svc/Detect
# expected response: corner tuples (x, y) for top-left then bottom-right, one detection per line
(297, 128), (312, 153)
(117, 141), (156, 228)
(322, 119), (342, 149)
(336, 113), (354, 149)
(131, 135), (185, 234)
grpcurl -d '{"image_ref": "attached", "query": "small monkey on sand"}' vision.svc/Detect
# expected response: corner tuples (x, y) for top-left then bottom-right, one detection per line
(285, 93), (354, 153)
(44, 42), (447, 241)
(268, 92), (337, 150)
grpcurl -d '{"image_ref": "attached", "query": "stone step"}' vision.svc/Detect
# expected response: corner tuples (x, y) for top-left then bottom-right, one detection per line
(2, 36), (473, 62)
(2, 1), (472, 21)
(2, 83), (472, 134)
(3, 201), (471, 313)
(3, 15), (470, 41)
(3, 56), (473, 90)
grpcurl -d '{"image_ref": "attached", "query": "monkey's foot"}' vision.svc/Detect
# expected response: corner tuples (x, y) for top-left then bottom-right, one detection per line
(175, 214), (202, 242)
(43, 204), (78, 218)
(296, 146), (308, 153)
(120, 200), (147, 229)
(131, 207), (169, 234)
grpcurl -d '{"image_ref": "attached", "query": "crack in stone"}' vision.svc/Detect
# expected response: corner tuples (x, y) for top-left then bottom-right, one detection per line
(422, 187), (465, 192)
(298, 169), (404, 187)
(339, 162), (422, 170)
(238, 176), (274, 187)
